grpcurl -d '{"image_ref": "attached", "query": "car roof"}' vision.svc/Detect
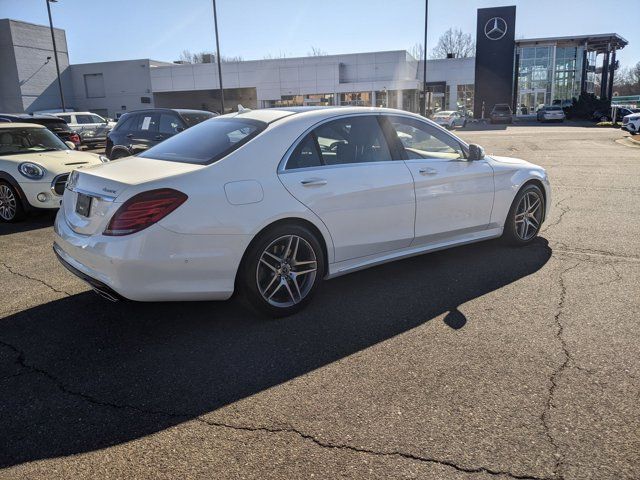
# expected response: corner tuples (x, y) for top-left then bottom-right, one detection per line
(0, 122), (46, 129)
(122, 108), (215, 116)
(0, 113), (64, 120)
(223, 106), (427, 124)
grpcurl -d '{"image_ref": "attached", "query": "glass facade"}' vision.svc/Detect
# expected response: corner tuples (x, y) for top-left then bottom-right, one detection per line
(516, 43), (597, 114)
(456, 84), (474, 114)
(340, 92), (372, 106)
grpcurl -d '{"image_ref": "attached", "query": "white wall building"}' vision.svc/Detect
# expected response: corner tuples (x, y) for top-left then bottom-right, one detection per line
(0, 19), (476, 118)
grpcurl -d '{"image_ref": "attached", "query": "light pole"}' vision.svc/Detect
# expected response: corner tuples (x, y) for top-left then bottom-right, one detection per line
(212, 0), (225, 113)
(45, 0), (66, 112)
(421, 0), (428, 117)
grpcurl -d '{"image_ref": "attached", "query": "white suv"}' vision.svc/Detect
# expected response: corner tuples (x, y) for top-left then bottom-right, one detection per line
(53, 112), (116, 147)
(622, 112), (640, 135)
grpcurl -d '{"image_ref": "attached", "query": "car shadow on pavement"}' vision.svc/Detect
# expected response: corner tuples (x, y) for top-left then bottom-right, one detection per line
(0, 211), (56, 236)
(0, 237), (551, 468)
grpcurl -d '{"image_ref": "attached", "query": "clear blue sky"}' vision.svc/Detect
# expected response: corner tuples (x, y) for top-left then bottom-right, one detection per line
(1, 0), (637, 67)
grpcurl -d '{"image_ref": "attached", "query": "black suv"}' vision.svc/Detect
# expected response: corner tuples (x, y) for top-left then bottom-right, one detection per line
(106, 108), (217, 159)
(0, 113), (81, 147)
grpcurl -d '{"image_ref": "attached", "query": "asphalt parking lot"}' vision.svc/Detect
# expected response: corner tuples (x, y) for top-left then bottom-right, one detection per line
(0, 125), (638, 479)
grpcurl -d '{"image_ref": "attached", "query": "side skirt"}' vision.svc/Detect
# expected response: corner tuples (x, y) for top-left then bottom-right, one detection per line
(326, 227), (503, 279)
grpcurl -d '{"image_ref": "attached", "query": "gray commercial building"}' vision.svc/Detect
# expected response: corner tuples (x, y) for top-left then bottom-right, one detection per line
(0, 11), (628, 119)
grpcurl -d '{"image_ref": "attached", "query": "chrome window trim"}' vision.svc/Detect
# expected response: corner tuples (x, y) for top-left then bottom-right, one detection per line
(278, 111), (470, 173)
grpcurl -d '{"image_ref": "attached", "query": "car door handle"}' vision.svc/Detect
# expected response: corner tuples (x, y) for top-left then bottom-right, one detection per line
(300, 178), (327, 186)
(126, 133), (133, 138)
(419, 167), (438, 175)
(154, 135), (163, 140)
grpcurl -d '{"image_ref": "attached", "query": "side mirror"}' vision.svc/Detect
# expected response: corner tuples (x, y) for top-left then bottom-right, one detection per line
(468, 143), (484, 161)
(176, 126), (185, 133)
(65, 141), (76, 150)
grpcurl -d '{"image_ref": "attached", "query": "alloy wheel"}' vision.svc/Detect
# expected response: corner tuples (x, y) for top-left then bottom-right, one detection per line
(514, 191), (542, 241)
(0, 184), (17, 221)
(256, 235), (318, 308)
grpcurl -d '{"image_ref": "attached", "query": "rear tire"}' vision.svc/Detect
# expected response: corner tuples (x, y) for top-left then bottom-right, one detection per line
(238, 224), (325, 318)
(0, 181), (26, 223)
(502, 184), (545, 246)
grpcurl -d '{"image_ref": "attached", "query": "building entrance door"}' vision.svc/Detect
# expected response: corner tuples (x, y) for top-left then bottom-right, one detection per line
(518, 89), (546, 115)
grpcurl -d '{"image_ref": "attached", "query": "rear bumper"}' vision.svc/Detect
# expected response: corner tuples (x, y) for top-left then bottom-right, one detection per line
(53, 209), (251, 301)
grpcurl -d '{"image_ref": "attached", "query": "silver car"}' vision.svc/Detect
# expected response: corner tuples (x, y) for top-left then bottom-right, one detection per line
(537, 106), (565, 122)
(431, 110), (467, 129)
(53, 112), (116, 146)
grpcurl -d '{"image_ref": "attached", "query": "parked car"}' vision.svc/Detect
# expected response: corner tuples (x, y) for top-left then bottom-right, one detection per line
(431, 110), (466, 129)
(621, 112), (640, 135)
(537, 105), (565, 122)
(106, 108), (217, 159)
(0, 113), (81, 147)
(53, 112), (116, 147)
(489, 104), (513, 124)
(54, 106), (550, 316)
(592, 107), (640, 122)
(0, 123), (107, 222)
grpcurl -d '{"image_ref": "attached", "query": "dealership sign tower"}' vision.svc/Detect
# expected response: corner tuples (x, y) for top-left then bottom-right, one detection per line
(473, 6), (517, 118)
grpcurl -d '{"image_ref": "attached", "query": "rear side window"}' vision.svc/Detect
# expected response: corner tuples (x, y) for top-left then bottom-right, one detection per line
(287, 134), (323, 169)
(159, 113), (182, 134)
(138, 118), (266, 164)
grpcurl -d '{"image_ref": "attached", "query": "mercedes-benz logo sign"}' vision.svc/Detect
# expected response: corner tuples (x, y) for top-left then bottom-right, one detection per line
(484, 17), (507, 41)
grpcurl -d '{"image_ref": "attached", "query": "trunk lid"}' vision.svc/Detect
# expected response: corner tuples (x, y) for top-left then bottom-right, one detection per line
(62, 157), (203, 235)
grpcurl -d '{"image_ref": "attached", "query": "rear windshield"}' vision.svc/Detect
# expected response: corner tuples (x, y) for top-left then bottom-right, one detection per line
(138, 117), (266, 164)
(26, 118), (72, 132)
(493, 105), (511, 112)
(180, 111), (216, 128)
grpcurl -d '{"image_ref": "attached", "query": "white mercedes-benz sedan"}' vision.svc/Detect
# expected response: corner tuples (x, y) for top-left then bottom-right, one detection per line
(54, 107), (550, 316)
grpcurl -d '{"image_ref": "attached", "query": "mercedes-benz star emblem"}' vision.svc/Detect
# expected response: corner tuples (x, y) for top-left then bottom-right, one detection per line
(484, 17), (507, 41)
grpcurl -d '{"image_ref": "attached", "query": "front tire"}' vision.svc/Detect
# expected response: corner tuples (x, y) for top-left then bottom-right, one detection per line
(238, 224), (325, 318)
(502, 184), (545, 245)
(0, 182), (25, 223)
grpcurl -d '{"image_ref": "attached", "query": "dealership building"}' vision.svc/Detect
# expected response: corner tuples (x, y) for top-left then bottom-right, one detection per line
(0, 6), (628, 119)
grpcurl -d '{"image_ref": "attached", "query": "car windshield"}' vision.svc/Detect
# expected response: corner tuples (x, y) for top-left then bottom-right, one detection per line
(433, 111), (455, 117)
(0, 127), (68, 155)
(179, 111), (217, 128)
(138, 118), (266, 164)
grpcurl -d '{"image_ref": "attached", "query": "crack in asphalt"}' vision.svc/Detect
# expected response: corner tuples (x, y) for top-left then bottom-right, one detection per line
(0, 262), (72, 296)
(551, 244), (640, 263)
(541, 196), (572, 233)
(0, 336), (554, 480)
(541, 261), (581, 480)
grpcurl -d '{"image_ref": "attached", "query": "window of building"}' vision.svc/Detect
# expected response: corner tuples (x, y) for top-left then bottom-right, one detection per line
(339, 92), (372, 106)
(304, 94), (335, 106)
(456, 84), (474, 114)
(84, 73), (105, 98)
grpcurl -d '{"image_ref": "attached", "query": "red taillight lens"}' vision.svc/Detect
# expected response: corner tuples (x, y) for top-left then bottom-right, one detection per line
(69, 133), (81, 144)
(104, 188), (187, 236)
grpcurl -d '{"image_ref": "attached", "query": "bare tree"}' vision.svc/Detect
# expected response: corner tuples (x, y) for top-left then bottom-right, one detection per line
(263, 50), (289, 60)
(178, 49), (243, 64)
(614, 62), (640, 96)
(307, 46), (327, 56)
(430, 28), (475, 59)
(409, 43), (424, 61)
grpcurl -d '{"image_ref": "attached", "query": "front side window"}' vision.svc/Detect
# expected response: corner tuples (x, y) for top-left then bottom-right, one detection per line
(0, 127), (68, 154)
(138, 118), (266, 164)
(91, 114), (105, 123)
(389, 117), (465, 160)
(158, 114), (182, 134)
(135, 114), (158, 132)
(309, 116), (392, 166)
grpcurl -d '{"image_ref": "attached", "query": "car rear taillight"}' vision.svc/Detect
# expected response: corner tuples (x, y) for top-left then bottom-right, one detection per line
(69, 133), (81, 144)
(104, 188), (188, 236)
